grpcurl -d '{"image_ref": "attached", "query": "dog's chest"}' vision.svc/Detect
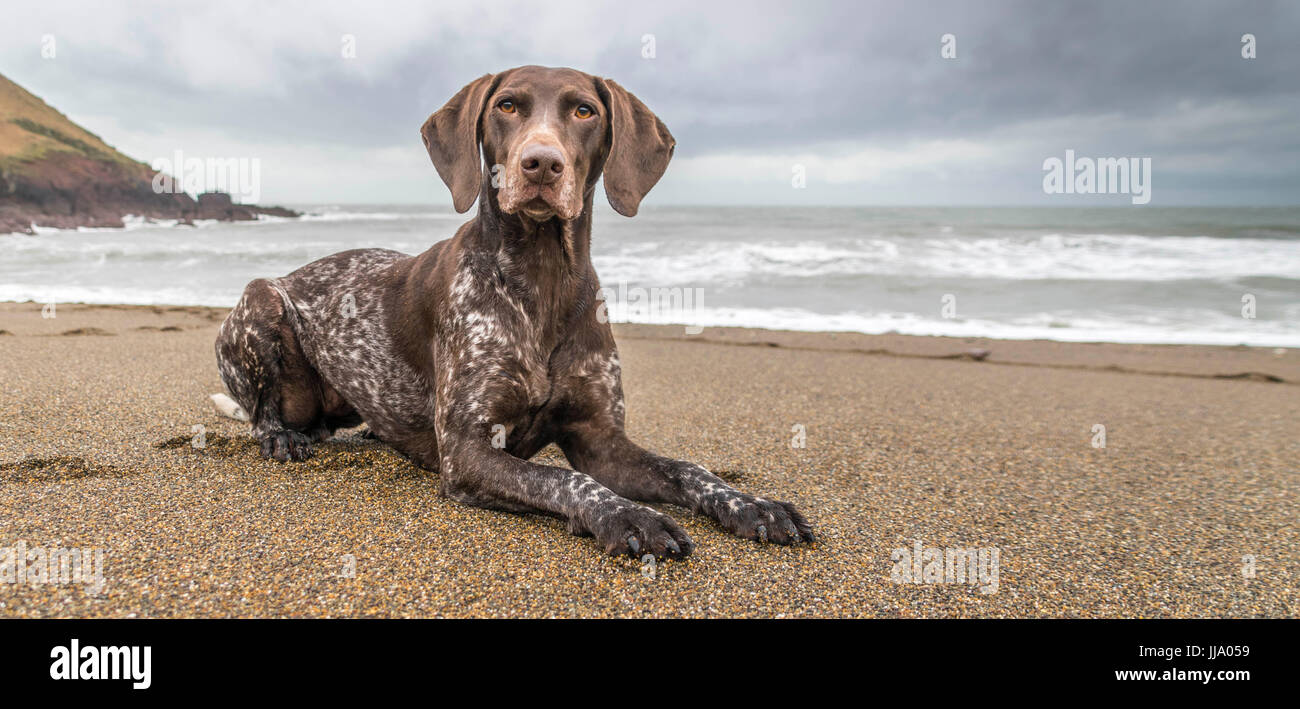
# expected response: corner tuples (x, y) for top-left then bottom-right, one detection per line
(454, 306), (554, 409)
(444, 253), (580, 408)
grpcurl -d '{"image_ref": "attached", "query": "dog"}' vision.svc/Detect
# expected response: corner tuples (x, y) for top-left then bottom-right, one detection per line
(213, 66), (814, 558)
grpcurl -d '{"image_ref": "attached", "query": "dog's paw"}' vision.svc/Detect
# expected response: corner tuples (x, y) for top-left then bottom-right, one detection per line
(586, 504), (695, 559)
(259, 430), (313, 462)
(711, 494), (815, 545)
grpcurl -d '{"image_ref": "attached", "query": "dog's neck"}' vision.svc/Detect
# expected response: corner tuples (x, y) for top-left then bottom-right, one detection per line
(458, 182), (599, 347)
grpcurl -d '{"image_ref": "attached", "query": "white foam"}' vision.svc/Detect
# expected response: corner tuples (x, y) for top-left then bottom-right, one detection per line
(602, 304), (1300, 348)
(596, 232), (1300, 285)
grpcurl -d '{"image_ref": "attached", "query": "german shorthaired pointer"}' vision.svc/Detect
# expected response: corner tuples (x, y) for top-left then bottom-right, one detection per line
(213, 66), (814, 558)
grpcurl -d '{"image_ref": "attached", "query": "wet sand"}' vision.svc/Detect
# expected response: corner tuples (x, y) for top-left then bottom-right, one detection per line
(0, 301), (1296, 617)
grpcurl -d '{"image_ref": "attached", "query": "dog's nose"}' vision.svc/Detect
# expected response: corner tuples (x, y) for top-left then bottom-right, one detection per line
(520, 145), (565, 185)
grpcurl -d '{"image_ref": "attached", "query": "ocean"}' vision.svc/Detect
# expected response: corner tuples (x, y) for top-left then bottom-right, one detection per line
(3, 205), (1298, 347)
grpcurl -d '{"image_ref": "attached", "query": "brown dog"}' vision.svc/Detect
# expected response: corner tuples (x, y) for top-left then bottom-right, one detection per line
(214, 66), (814, 558)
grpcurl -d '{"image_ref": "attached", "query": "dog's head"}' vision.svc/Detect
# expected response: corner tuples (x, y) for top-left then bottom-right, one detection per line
(421, 66), (674, 220)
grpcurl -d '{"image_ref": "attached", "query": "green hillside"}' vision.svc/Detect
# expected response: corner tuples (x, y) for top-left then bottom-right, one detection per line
(0, 72), (147, 171)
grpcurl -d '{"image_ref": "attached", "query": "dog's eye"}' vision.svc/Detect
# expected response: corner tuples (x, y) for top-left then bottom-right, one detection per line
(497, 99), (515, 114)
(574, 104), (594, 119)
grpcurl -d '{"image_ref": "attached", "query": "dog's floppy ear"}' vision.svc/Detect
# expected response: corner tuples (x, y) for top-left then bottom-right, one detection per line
(421, 73), (497, 213)
(598, 78), (675, 217)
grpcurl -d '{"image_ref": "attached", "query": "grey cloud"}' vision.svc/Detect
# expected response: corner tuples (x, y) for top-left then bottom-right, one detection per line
(1, 0), (1295, 204)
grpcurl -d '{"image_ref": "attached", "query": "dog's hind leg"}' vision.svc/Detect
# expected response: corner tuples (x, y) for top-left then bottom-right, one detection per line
(215, 279), (326, 462)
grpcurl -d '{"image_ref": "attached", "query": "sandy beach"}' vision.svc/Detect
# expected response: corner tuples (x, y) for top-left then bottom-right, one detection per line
(0, 301), (1295, 618)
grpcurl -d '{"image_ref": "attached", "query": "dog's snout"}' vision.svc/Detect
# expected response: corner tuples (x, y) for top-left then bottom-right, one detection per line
(520, 144), (565, 185)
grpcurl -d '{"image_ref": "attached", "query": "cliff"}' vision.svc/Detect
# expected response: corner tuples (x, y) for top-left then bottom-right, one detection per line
(0, 72), (298, 234)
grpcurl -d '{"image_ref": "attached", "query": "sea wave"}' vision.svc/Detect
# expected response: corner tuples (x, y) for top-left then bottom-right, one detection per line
(594, 233), (1300, 285)
(4, 207), (1298, 347)
(297, 210), (463, 222)
(4, 281), (1293, 346)
(602, 303), (1300, 347)
(5, 207), (460, 237)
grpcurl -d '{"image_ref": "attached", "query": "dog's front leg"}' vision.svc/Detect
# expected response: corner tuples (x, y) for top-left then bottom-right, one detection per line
(438, 433), (695, 558)
(560, 428), (815, 546)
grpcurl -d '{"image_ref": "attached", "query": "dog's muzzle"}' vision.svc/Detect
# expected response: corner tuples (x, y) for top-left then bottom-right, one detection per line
(498, 142), (581, 220)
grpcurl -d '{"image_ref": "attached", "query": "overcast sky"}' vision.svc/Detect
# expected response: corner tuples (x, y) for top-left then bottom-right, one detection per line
(2, 0), (1297, 206)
